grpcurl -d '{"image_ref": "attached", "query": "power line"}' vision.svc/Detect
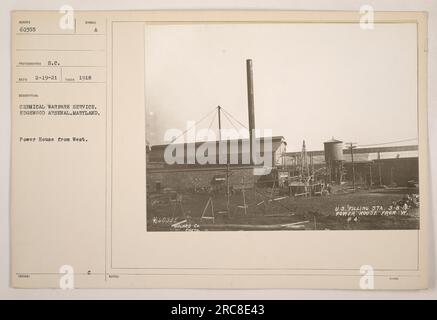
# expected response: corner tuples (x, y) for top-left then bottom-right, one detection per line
(170, 106), (218, 143)
(221, 110), (240, 132)
(220, 107), (248, 129)
(207, 111), (217, 131)
(168, 105), (249, 144)
(358, 138), (417, 147)
(169, 105), (249, 144)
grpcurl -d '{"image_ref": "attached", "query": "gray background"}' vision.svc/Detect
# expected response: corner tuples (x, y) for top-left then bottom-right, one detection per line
(1, 0), (436, 299)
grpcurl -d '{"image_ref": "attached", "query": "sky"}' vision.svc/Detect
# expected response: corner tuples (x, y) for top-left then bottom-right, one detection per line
(144, 23), (417, 152)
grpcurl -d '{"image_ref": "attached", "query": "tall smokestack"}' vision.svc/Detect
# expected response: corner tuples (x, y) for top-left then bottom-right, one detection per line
(246, 59), (255, 165)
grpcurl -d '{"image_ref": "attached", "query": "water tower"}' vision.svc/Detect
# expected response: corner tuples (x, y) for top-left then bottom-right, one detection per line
(324, 137), (344, 183)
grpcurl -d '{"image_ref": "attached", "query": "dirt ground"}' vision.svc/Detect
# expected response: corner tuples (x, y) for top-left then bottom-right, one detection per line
(147, 187), (420, 231)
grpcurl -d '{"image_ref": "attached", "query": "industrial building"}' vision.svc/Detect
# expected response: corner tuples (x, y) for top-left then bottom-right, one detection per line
(147, 136), (287, 167)
(283, 142), (418, 187)
(146, 136), (286, 192)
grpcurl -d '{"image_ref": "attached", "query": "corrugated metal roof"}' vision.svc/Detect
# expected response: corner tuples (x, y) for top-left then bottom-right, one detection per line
(150, 136), (286, 150)
(148, 136), (286, 163)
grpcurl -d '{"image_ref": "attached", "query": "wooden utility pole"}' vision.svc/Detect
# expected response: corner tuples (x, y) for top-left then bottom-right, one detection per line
(217, 106), (222, 141)
(242, 177), (247, 216)
(217, 105), (231, 217)
(347, 142), (357, 190)
(226, 164), (230, 217)
(369, 163), (373, 189)
(301, 140), (309, 179)
(310, 153), (314, 177)
(377, 151), (382, 186)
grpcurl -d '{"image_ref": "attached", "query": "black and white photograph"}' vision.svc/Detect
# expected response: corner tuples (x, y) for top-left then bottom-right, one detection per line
(3, 3), (435, 296)
(145, 23), (420, 232)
